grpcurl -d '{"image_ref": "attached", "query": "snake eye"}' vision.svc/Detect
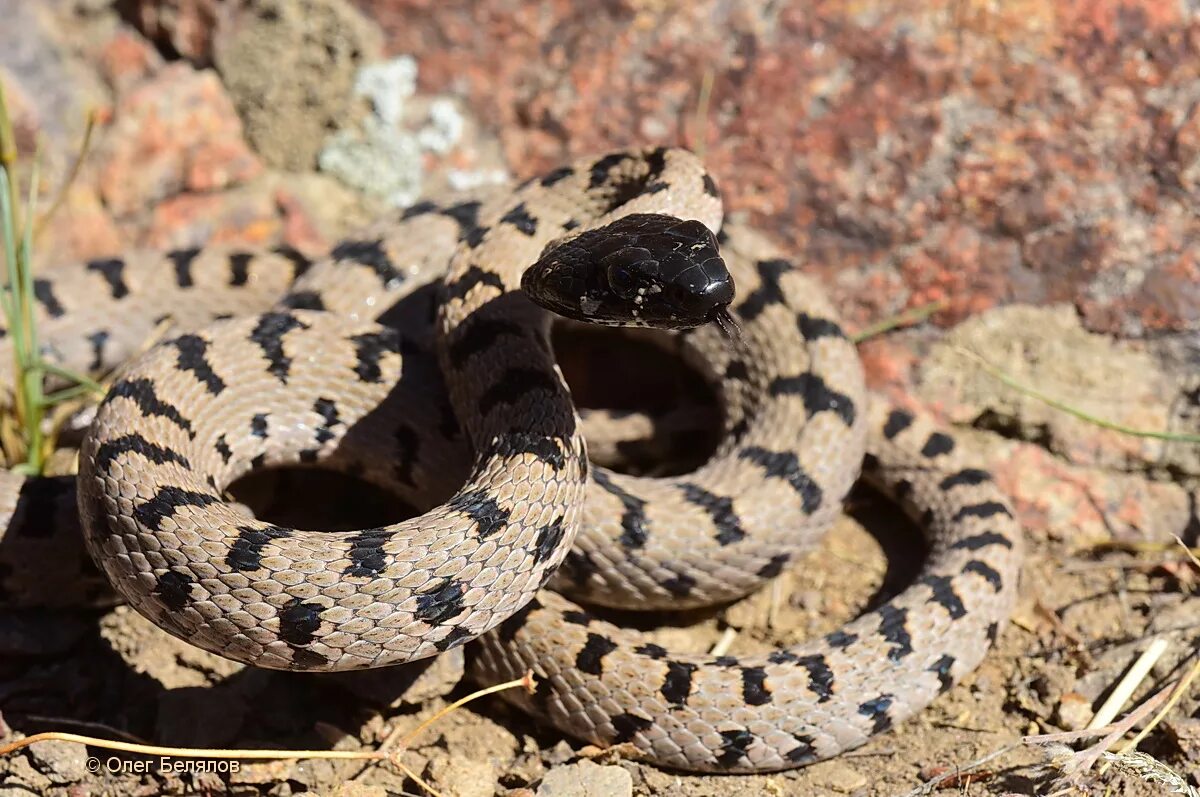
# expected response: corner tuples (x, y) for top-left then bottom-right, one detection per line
(602, 246), (657, 299)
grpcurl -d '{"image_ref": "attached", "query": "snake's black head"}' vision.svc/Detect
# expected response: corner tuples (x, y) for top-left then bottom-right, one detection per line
(523, 213), (737, 332)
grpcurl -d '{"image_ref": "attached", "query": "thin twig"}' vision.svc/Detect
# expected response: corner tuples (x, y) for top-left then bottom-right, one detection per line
(1100, 651), (1200, 775)
(954, 346), (1200, 444)
(893, 741), (1021, 797)
(692, 68), (715, 161)
(1088, 638), (1169, 730)
(34, 109), (98, 241)
(852, 300), (948, 343)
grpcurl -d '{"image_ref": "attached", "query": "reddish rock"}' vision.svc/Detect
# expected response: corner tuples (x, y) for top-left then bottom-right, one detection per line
(140, 183), (277, 250)
(97, 62), (262, 217)
(123, 0), (223, 64)
(353, 0), (1200, 335)
(95, 26), (163, 94)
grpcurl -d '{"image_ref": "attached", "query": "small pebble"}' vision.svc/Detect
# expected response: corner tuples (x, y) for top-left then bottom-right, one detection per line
(537, 760), (632, 797)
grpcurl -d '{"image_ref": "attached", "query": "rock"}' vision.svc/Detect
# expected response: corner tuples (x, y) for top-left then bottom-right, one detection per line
(332, 784), (387, 797)
(213, 0), (381, 170)
(1054, 691), (1094, 731)
(536, 760), (632, 797)
(427, 753), (496, 797)
(806, 761), (868, 793)
(26, 740), (89, 784)
(124, 0), (224, 64)
(919, 304), (1185, 471)
(97, 62), (262, 217)
(95, 25), (164, 95)
(0, 0), (110, 171)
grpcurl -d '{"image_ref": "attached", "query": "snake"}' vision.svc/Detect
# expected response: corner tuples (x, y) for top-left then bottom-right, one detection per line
(0, 147), (1022, 773)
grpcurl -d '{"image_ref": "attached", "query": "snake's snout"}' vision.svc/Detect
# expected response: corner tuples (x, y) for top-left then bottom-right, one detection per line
(524, 212), (735, 330)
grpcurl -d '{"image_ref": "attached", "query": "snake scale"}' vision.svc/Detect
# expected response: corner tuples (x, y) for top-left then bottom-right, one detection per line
(0, 147), (1022, 773)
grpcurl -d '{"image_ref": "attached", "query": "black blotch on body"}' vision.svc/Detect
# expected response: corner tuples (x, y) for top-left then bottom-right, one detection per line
(738, 259), (790, 320)
(133, 486), (220, 531)
(313, 397), (339, 444)
(540, 166), (573, 187)
(661, 660), (697, 705)
(435, 626), (474, 652)
(229, 252), (253, 286)
(414, 579), (467, 625)
(447, 489), (511, 539)
(770, 373), (857, 427)
(448, 318), (523, 367)
(741, 667), (772, 705)
(87, 258), (129, 299)
(929, 654), (956, 692)
(786, 734), (817, 764)
(478, 367), (558, 416)
(345, 528), (390, 577)
(87, 330), (109, 371)
(575, 633), (618, 675)
(949, 531), (1014, 551)
(796, 312), (847, 341)
(717, 730), (756, 768)
(532, 516), (567, 565)
(965, 559), (1004, 591)
(663, 573), (696, 596)
(227, 524), (291, 571)
(610, 713), (653, 743)
(251, 413), (268, 439)
(757, 553), (790, 579)
(921, 432), (955, 457)
(443, 265), (506, 303)
(250, 312), (308, 383)
(592, 470), (649, 548)
(921, 574), (967, 619)
(739, 447), (822, 513)
(882, 409), (913, 439)
(95, 433), (191, 471)
(939, 468), (991, 490)
(278, 598), (323, 646)
(635, 643), (667, 659)
(953, 501), (1013, 522)
(725, 360), (750, 381)
(172, 334), (226, 395)
(33, 279), (65, 317)
(797, 654), (835, 702)
(825, 630), (858, 648)
(680, 483), (745, 546)
(877, 604), (914, 662)
(105, 378), (194, 436)
(562, 609), (590, 626)
(169, 248), (200, 287)
(858, 694), (894, 734)
(283, 290), (325, 310)
(401, 199), (440, 219)
(331, 238), (404, 286)
(349, 330), (402, 383)
(215, 434), (232, 463)
(702, 173), (720, 197)
(499, 202), (538, 235)
(441, 200), (482, 233)
(154, 570), (194, 611)
(488, 432), (567, 471)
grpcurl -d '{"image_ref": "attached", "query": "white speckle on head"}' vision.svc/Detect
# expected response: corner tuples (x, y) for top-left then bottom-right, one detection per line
(580, 295), (601, 316)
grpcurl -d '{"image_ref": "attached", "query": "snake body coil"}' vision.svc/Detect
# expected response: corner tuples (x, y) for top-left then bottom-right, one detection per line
(0, 147), (1021, 772)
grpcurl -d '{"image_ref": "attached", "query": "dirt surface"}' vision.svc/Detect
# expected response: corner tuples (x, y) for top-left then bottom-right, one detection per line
(2, 1), (1199, 795)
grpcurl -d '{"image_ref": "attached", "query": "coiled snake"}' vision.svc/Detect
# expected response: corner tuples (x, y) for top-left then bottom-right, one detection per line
(0, 147), (1021, 772)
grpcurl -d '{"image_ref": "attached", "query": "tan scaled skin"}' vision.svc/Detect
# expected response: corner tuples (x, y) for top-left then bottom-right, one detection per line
(0, 148), (1021, 772)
